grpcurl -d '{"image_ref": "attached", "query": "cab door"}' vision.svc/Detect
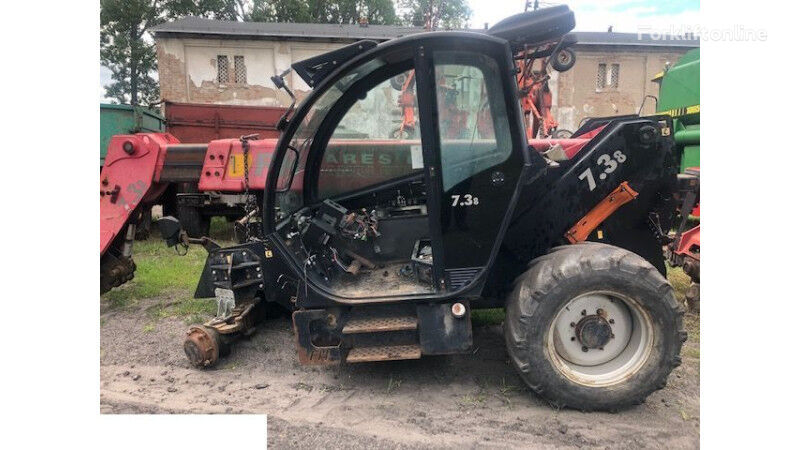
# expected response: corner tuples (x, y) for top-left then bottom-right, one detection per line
(414, 41), (528, 293)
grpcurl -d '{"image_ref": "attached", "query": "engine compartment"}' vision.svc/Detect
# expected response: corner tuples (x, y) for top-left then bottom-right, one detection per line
(281, 177), (435, 298)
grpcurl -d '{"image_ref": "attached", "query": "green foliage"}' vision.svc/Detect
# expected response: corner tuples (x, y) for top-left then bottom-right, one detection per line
(102, 216), (235, 306)
(100, 0), (162, 105)
(397, 0), (472, 29)
(101, 1), (474, 104)
(101, 238), (209, 306)
(471, 308), (504, 326)
(667, 264), (691, 300)
(251, 0), (397, 25)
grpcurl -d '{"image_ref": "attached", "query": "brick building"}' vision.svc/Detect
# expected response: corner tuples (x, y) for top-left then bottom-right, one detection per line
(150, 18), (698, 132)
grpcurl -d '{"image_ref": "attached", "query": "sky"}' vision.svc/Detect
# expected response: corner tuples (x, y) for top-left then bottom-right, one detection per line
(468, 0), (700, 32)
(100, 0), (700, 103)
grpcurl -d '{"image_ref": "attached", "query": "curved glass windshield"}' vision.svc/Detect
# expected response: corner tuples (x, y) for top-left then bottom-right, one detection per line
(275, 58), (387, 220)
(275, 47), (421, 220)
(317, 68), (420, 198)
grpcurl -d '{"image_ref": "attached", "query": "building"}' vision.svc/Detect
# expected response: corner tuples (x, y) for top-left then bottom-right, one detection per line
(150, 17), (698, 132)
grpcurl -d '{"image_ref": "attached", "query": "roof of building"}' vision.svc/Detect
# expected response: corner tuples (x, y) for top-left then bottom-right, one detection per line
(149, 17), (425, 41)
(150, 17), (699, 48)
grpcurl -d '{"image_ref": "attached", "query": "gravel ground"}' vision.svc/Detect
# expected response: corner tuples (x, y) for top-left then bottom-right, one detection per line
(100, 296), (699, 448)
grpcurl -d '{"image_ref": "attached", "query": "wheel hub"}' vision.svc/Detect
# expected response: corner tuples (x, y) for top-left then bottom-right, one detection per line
(551, 293), (632, 367)
(574, 314), (613, 349)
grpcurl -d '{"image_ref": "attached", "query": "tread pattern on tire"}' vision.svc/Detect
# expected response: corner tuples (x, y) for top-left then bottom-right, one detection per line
(504, 242), (685, 411)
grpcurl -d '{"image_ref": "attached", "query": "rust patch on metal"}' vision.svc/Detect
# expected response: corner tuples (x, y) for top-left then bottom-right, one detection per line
(346, 344), (422, 363)
(342, 315), (418, 334)
(184, 325), (220, 368)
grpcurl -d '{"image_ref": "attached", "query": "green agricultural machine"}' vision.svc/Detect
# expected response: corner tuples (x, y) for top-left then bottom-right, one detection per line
(654, 49), (701, 311)
(653, 49), (699, 172)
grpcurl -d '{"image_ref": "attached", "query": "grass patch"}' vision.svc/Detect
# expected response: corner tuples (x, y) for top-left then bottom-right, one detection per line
(174, 297), (217, 324)
(101, 220), (235, 308)
(101, 239), (208, 307)
(458, 390), (488, 408)
(471, 308), (504, 326)
(387, 374), (403, 393)
(209, 216), (236, 241)
(667, 265), (692, 301)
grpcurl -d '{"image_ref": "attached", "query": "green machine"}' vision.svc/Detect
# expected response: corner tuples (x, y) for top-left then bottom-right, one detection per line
(653, 48), (699, 171)
(100, 103), (165, 167)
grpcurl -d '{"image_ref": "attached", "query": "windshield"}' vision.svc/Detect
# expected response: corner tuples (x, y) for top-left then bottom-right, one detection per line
(275, 58), (389, 220)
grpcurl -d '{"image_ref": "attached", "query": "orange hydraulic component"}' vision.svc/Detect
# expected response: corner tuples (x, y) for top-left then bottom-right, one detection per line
(517, 55), (559, 139)
(394, 70), (417, 138)
(564, 182), (639, 244)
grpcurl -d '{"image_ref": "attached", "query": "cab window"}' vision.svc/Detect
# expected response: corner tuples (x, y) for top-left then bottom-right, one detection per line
(317, 69), (421, 199)
(433, 51), (514, 192)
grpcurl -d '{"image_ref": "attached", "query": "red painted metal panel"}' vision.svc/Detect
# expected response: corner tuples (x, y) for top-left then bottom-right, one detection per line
(528, 138), (590, 159)
(164, 102), (286, 143)
(100, 133), (177, 254)
(675, 225), (700, 260)
(197, 138), (278, 191)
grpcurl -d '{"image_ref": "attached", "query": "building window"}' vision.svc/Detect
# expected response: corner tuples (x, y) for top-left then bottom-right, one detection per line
(596, 63), (606, 90)
(596, 63), (620, 90)
(217, 55), (229, 83)
(609, 63), (619, 88)
(234, 55), (246, 84)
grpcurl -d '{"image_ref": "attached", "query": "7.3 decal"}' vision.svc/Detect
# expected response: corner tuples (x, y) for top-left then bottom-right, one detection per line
(451, 194), (480, 207)
(578, 150), (627, 191)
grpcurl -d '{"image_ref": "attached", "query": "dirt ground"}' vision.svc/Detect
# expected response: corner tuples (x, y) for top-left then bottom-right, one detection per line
(100, 295), (699, 449)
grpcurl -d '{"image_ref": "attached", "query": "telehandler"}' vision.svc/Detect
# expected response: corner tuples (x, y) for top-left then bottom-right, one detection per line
(153, 6), (686, 411)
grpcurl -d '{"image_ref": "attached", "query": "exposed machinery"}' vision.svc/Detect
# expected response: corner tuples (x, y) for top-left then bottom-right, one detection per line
(653, 49), (700, 311)
(102, 6), (690, 411)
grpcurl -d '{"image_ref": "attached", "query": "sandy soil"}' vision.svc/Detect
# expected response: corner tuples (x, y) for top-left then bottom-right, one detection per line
(100, 297), (699, 448)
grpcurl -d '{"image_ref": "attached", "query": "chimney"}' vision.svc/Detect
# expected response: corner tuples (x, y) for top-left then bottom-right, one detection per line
(484, 22), (488, 30)
(358, 17), (368, 27)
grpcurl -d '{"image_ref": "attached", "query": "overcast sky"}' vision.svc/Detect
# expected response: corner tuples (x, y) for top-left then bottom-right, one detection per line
(470, 0), (700, 32)
(100, 0), (700, 103)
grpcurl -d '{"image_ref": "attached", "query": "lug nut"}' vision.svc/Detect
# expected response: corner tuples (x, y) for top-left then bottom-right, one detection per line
(609, 319), (615, 324)
(581, 309), (586, 316)
(581, 346), (588, 352)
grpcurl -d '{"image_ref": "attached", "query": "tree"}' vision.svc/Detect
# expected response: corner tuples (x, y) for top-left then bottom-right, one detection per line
(250, 0), (397, 25)
(100, 0), (161, 105)
(100, 0), (244, 105)
(397, 0), (472, 29)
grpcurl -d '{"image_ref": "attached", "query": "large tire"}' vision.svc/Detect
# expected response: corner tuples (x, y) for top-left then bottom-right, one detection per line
(505, 242), (686, 411)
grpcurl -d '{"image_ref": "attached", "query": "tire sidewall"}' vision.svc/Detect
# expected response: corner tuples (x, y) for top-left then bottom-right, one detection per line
(510, 255), (680, 409)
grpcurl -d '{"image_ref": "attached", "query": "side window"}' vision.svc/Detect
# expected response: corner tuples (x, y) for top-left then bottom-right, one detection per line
(433, 52), (514, 192)
(317, 69), (421, 199)
(217, 55), (229, 83)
